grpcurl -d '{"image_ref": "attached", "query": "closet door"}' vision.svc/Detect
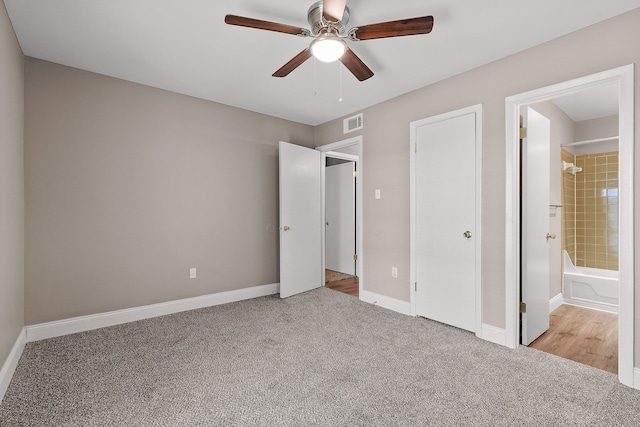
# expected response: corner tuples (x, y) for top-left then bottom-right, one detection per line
(413, 107), (481, 333)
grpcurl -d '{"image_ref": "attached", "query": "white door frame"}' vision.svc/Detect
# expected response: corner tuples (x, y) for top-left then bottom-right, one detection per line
(505, 64), (635, 387)
(324, 152), (358, 276)
(409, 104), (483, 337)
(316, 136), (364, 297)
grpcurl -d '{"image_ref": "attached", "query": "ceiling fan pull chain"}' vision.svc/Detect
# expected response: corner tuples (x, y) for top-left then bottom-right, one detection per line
(312, 57), (318, 96)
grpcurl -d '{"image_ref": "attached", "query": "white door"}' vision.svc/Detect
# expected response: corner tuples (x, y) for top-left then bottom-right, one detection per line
(414, 111), (478, 332)
(521, 107), (551, 345)
(325, 162), (356, 275)
(279, 141), (322, 298)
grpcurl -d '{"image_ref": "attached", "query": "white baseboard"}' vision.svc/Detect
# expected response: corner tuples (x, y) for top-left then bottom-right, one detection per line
(562, 298), (618, 314)
(26, 283), (279, 342)
(360, 290), (411, 316)
(549, 293), (564, 313)
(634, 368), (640, 390)
(480, 324), (506, 346)
(0, 327), (26, 403)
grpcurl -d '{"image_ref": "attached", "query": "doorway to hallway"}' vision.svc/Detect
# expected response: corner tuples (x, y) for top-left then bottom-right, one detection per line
(316, 136), (364, 299)
(325, 270), (359, 297)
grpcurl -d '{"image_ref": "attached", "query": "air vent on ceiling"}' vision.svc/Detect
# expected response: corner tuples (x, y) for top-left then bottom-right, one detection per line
(343, 113), (363, 134)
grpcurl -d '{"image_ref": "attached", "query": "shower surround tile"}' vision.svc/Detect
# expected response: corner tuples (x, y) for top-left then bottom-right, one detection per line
(572, 151), (619, 270)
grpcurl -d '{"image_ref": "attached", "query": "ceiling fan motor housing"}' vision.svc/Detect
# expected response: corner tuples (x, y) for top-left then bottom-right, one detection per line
(307, 1), (350, 36)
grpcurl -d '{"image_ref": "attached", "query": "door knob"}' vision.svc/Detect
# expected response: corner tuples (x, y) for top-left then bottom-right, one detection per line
(463, 231), (472, 239)
(283, 226), (291, 231)
(546, 233), (556, 240)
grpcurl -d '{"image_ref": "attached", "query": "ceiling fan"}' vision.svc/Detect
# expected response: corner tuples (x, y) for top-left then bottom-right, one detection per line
(225, 0), (434, 81)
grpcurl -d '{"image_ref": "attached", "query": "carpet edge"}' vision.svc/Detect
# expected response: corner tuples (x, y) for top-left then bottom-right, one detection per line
(25, 283), (280, 342)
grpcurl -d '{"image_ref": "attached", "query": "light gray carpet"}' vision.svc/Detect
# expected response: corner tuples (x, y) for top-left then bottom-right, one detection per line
(1, 287), (639, 426)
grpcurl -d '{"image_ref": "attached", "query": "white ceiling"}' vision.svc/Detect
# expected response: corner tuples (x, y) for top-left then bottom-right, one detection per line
(552, 84), (620, 122)
(5, 0), (640, 126)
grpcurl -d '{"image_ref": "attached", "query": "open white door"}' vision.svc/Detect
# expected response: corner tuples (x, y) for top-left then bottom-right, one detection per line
(521, 107), (551, 345)
(279, 141), (322, 298)
(325, 161), (356, 275)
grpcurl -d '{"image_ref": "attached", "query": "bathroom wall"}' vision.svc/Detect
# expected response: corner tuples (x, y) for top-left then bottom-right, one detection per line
(575, 115), (620, 146)
(561, 114), (619, 271)
(574, 150), (619, 270)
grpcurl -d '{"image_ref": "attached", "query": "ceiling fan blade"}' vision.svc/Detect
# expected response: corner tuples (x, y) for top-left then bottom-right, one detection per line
(273, 49), (313, 78)
(322, 0), (347, 22)
(341, 49), (374, 82)
(350, 16), (434, 41)
(225, 15), (310, 37)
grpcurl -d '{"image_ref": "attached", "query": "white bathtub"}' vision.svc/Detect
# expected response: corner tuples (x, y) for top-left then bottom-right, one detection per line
(562, 250), (619, 313)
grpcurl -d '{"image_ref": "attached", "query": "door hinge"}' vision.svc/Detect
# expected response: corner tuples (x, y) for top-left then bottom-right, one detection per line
(519, 301), (527, 313)
(353, 171), (358, 178)
(519, 127), (527, 139)
(353, 254), (358, 261)
(414, 143), (417, 153)
(415, 282), (417, 292)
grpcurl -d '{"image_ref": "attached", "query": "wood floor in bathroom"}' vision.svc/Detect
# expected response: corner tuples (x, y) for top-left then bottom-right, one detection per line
(529, 304), (618, 374)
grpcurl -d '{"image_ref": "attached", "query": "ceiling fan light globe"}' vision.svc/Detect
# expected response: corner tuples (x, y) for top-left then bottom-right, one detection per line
(310, 36), (346, 62)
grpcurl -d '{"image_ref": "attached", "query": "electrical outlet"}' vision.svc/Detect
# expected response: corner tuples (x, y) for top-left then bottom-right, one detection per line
(391, 267), (398, 278)
(189, 268), (197, 279)
(375, 189), (381, 199)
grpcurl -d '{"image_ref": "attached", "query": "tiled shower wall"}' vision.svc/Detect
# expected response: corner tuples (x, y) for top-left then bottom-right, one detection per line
(573, 151), (619, 270)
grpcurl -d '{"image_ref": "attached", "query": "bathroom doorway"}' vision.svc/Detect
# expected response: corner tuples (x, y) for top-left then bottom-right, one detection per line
(505, 65), (634, 386)
(527, 93), (619, 373)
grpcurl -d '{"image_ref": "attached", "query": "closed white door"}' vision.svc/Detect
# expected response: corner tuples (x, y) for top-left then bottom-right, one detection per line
(325, 162), (356, 275)
(521, 107), (551, 345)
(414, 110), (479, 332)
(279, 141), (322, 298)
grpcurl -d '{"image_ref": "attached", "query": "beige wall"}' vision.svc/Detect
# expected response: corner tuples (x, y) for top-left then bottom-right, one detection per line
(24, 58), (314, 324)
(0, 1), (25, 367)
(314, 9), (640, 333)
